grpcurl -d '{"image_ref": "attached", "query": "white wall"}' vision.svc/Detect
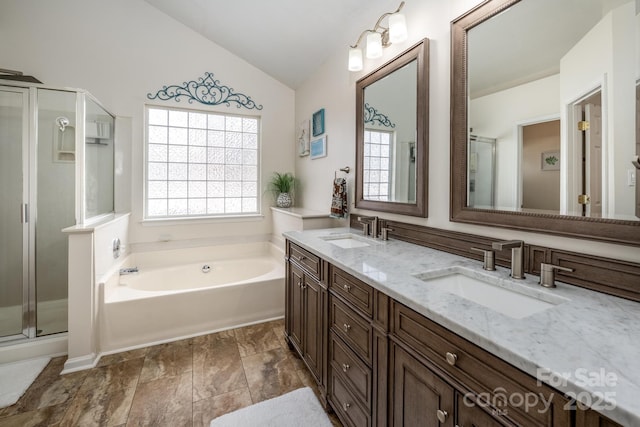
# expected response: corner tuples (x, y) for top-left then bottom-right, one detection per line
(560, 2), (636, 219)
(0, 0), (295, 247)
(295, 0), (640, 263)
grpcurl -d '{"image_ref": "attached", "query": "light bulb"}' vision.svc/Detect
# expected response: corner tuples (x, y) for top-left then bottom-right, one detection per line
(389, 13), (407, 44)
(348, 48), (363, 71)
(366, 32), (383, 59)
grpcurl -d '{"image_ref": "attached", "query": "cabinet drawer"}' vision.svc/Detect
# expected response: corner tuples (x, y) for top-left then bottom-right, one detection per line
(391, 301), (571, 427)
(289, 242), (321, 279)
(329, 331), (372, 408)
(330, 297), (372, 365)
(330, 368), (371, 427)
(330, 267), (374, 318)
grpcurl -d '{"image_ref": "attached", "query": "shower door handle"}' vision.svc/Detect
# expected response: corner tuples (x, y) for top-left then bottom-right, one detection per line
(21, 203), (29, 223)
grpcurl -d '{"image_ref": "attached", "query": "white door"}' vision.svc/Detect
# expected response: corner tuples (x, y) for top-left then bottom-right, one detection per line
(584, 103), (602, 217)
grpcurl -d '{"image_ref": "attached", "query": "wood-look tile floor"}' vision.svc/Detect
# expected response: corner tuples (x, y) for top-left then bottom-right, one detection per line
(0, 319), (342, 427)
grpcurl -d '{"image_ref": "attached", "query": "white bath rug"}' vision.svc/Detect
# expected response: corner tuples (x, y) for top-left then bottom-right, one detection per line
(0, 357), (50, 408)
(210, 387), (332, 427)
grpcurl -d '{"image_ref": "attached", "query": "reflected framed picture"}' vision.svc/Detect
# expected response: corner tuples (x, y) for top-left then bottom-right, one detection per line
(312, 108), (325, 137)
(310, 135), (327, 159)
(541, 151), (560, 171)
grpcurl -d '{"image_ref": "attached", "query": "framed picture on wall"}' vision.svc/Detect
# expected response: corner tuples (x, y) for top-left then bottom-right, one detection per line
(310, 136), (327, 159)
(312, 108), (325, 137)
(297, 119), (310, 156)
(541, 151), (560, 171)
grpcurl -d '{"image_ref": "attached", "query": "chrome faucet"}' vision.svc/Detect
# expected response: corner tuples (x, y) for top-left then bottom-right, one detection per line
(491, 240), (525, 279)
(119, 267), (139, 275)
(357, 216), (379, 237)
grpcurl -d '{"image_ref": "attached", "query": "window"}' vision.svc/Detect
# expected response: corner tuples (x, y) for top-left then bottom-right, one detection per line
(145, 106), (260, 219)
(363, 129), (392, 201)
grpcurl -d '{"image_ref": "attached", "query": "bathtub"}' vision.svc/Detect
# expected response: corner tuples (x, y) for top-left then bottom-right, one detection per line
(98, 242), (285, 353)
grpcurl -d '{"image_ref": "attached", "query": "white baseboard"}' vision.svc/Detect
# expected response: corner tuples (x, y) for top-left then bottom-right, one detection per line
(61, 353), (99, 374)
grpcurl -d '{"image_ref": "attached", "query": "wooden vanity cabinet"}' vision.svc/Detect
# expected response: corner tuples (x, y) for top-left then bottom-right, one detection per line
(390, 300), (571, 427)
(285, 242), (328, 402)
(575, 408), (623, 427)
(327, 266), (389, 427)
(284, 239), (619, 427)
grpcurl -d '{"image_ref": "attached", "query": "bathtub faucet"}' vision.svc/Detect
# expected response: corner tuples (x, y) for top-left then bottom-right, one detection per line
(119, 267), (139, 275)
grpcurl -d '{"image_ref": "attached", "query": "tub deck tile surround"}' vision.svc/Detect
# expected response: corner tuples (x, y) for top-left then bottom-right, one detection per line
(0, 319), (342, 427)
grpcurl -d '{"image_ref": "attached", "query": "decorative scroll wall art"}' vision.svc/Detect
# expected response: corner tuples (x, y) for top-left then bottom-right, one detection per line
(364, 103), (395, 128)
(147, 72), (263, 110)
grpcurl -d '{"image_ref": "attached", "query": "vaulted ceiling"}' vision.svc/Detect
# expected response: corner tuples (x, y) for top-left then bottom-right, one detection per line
(144, 0), (400, 89)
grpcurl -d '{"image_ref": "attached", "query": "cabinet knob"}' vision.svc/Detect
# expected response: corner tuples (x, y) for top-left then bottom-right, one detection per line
(342, 363), (350, 373)
(343, 284), (351, 292)
(343, 402), (351, 411)
(446, 352), (458, 366)
(297, 279), (302, 288)
(436, 409), (448, 423)
(295, 255), (306, 262)
(343, 323), (351, 333)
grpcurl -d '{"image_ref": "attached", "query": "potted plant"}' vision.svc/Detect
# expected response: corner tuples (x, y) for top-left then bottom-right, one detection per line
(268, 172), (296, 208)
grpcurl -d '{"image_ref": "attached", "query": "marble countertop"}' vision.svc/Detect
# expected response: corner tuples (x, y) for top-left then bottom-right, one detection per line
(284, 227), (640, 426)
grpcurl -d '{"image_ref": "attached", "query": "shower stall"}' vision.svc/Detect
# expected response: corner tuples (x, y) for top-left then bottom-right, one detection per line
(467, 134), (496, 209)
(0, 79), (114, 349)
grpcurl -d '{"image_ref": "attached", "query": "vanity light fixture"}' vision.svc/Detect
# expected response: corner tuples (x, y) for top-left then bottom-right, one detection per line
(348, 1), (408, 71)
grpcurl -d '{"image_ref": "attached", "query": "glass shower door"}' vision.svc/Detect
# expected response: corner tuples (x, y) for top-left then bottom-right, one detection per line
(36, 89), (75, 336)
(0, 87), (28, 341)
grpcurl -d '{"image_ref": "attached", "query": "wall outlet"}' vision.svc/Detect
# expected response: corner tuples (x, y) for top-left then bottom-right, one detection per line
(629, 169), (636, 187)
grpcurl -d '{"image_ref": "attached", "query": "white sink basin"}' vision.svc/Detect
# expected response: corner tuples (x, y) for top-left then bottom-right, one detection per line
(319, 233), (377, 249)
(413, 271), (568, 319)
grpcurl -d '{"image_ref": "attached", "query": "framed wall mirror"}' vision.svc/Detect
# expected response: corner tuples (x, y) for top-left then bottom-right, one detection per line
(356, 39), (429, 217)
(451, 0), (640, 245)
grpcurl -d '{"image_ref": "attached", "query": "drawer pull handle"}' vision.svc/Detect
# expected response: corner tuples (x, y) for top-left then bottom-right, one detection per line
(436, 409), (448, 423)
(342, 363), (350, 372)
(343, 323), (351, 333)
(343, 284), (351, 292)
(343, 402), (351, 411)
(295, 255), (306, 262)
(446, 352), (457, 366)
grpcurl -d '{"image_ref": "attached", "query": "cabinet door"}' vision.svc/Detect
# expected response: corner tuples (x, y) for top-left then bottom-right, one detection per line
(304, 276), (324, 381)
(456, 392), (513, 427)
(575, 408), (623, 427)
(390, 343), (454, 427)
(289, 262), (304, 352)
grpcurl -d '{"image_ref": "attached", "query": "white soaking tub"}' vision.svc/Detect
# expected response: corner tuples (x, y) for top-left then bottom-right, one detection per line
(98, 242), (285, 353)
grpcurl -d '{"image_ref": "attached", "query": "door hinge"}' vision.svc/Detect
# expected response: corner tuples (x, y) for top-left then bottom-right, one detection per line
(578, 194), (591, 205)
(578, 121), (590, 131)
